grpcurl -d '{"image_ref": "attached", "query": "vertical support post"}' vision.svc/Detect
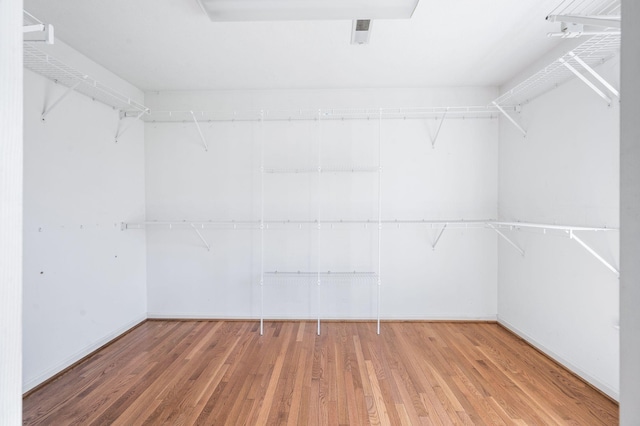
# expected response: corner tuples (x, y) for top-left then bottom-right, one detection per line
(492, 101), (527, 137)
(376, 115), (382, 336)
(260, 110), (265, 336)
(0, 2), (23, 420)
(317, 109), (322, 336)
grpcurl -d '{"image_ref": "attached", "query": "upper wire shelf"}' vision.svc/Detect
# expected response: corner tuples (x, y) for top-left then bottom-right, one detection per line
(548, 0), (621, 20)
(143, 106), (510, 123)
(493, 32), (620, 107)
(23, 44), (149, 115)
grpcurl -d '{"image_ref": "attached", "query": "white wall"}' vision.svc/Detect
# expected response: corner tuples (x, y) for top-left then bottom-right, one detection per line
(1, 0), (23, 422)
(144, 88), (499, 320)
(498, 56), (620, 399)
(621, 0), (640, 422)
(22, 41), (147, 392)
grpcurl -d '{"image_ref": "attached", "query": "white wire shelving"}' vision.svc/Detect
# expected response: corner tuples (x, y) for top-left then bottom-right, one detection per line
(23, 44), (149, 120)
(125, 219), (619, 277)
(493, 32), (620, 109)
(142, 106), (510, 123)
(547, 0), (621, 35)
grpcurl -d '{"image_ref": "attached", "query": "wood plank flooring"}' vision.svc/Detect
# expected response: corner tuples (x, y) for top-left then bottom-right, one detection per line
(23, 321), (618, 425)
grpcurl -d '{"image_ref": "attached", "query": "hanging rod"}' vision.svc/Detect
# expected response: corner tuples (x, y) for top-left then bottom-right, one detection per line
(142, 106), (515, 123)
(123, 219), (495, 230)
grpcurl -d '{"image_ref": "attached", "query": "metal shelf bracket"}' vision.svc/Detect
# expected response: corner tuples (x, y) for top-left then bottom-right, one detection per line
(559, 55), (613, 105)
(492, 102), (527, 137)
(190, 223), (211, 251)
(488, 223), (525, 256)
(191, 111), (209, 151)
(569, 230), (619, 277)
(431, 224), (447, 250)
(41, 79), (84, 121)
(116, 109), (148, 142)
(429, 108), (448, 148)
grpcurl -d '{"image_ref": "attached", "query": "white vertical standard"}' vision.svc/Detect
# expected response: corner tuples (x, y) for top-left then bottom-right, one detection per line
(259, 111), (265, 336)
(317, 109), (322, 336)
(0, 0), (23, 422)
(377, 108), (383, 335)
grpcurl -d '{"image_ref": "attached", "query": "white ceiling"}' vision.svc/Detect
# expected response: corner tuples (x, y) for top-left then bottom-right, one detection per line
(24, 0), (564, 91)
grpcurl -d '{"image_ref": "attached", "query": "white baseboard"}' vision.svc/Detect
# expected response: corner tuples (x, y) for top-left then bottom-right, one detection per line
(23, 315), (147, 394)
(497, 316), (619, 402)
(147, 312), (497, 321)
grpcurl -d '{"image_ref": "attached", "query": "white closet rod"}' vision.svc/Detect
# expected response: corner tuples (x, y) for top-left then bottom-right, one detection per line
(142, 106), (514, 123)
(125, 220), (616, 232)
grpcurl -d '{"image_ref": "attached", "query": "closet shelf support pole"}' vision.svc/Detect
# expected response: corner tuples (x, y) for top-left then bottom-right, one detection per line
(488, 224), (525, 256)
(559, 58), (612, 105)
(492, 102), (527, 137)
(569, 230), (619, 277)
(41, 79), (84, 121)
(191, 111), (209, 151)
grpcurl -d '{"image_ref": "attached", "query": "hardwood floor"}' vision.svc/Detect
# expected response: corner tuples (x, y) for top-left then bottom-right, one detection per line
(23, 321), (618, 425)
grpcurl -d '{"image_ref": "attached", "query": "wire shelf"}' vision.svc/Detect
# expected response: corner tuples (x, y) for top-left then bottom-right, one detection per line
(143, 106), (508, 123)
(494, 33), (620, 106)
(23, 44), (149, 114)
(125, 219), (497, 230)
(264, 271), (378, 285)
(548, 0), (620, 19)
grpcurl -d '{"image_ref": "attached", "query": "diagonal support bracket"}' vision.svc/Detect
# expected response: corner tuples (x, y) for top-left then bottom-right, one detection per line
(42, 79), (85, 121)
(191, 224), (211, 251)
(488, 224), (525, 256)
(568, 52), (619, 99)
(492, 102), (527, 137)
(569, 230), (619, 277)
(191, 111), (209, 152)
(429, 109), (448, 148)
(431, 224), (447, 250)
(559, 57), (612, 105)
(115, 109), (147, 142)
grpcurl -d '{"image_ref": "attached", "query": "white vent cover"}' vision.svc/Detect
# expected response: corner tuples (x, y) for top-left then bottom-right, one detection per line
(351, 20), (372, 44)
(195, 0), (419, 21)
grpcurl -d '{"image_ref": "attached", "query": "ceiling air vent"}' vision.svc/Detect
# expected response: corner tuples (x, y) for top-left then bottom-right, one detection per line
(351, 20), (372, 45)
